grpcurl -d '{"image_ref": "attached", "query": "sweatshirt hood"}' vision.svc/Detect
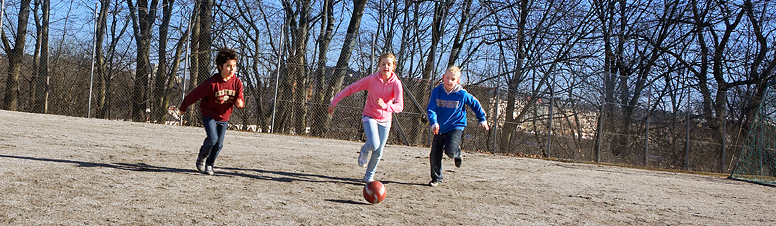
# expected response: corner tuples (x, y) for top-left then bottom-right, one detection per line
(375, 71), (398, 83)
(445, 84), (463, 94)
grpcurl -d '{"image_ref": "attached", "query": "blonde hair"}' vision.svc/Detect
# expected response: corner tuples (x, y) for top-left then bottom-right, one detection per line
(447, 66), (462, 79)
(378, 52), (397, 65)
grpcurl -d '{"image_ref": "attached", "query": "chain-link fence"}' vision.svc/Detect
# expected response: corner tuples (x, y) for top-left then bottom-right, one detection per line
(0, 44), (751, 175)
(3, 0), (766, 176)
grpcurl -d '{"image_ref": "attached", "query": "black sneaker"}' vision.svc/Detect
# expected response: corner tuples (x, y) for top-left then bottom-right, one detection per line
(428, 180), (440, 187)
(196, 158), (206, 173)
(454, 157), (462, 168)
(205, 166), (214, 175)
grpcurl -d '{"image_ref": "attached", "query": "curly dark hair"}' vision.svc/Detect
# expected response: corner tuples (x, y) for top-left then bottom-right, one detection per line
(215, 48), (238, 70)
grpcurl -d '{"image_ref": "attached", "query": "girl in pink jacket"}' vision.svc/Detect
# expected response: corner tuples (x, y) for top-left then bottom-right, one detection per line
(328, 52), (404, 183)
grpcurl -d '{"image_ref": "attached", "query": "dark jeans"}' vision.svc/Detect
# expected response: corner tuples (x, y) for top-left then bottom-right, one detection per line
(429, 129), (463, 182)
(199, 116), (228, 166)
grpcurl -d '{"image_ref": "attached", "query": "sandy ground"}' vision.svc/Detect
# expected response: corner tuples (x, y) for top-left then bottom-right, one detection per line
(0, 110), (774, 225)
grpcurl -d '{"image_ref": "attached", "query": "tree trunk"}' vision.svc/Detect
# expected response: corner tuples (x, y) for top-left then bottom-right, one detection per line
(2, 0), (32, 111)
(284, 0), (311, 135)
(412, 0), (452, 145)
(151, 0), (175, 124)
(593, 0), (619, 155)
(446, 0), (473, 68)
(183, 1), (201, 126)
(322, 0), (367, 134)
(310, 0), (335, 137)
(182, 0), (209, 126)
(196, 0), (212, 86)
(32, 0), (50, 114)
(102, 1), (131, 119)
(94, 0), (109, 118)
(127, 0), (158, 122)
(496, 0), (529, 153)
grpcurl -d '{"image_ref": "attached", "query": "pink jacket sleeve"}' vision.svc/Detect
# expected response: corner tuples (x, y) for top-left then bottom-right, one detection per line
(330, 77), (369, 107)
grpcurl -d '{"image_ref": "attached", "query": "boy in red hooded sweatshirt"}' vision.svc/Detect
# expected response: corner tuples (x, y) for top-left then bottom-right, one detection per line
(179, 48), (244, 175)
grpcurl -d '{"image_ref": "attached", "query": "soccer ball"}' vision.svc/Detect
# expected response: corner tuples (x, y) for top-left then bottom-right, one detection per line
(363, 181), (387, 204)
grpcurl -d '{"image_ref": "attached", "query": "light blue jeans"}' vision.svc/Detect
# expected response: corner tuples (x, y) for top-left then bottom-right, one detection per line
(361, 117), (391, 181)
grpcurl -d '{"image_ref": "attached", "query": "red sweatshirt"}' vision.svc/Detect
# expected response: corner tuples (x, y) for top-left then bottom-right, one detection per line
(179, 73), (244, 121)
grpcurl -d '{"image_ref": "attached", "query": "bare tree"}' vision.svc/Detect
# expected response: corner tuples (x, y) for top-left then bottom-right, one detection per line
(150, 0), (189, 124)
(614, 0), (683, 158)
(688, 0), (776, 171)
(31, 0), (50, 114)
(321, 0), (368, 134)
(181, 0), (211, 126)
(283, 0), (312, 135)
(215, 0), (278, 131)
(1, 0), (32, 111)
(101, 0), (132, 119)
(737, 0), (776, 139)
(310, 0), (336, 137)
(481, 0), (529, 154)
(127, 0), (158, 122)
(446, 0), (473, 68)
(408, 0), (454, 145)
(93, 0), (109, 118)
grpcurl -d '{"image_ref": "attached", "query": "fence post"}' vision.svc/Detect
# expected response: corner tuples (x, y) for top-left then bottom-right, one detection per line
(546, 72), (554, 158)
(759, 106), (764, 175)
(596, 105), (602, 163)
(685, 71), (691, 171)
(644, 84), (650, 166)
(491, 54), (502, 153)
(88, 3), (98, 118)
(492, 71), (500, 153)
(180, 37), (189, 126)
(270, 23), (285, 133)
(0, 0), (4, 34)
(721, 99), (726, 173)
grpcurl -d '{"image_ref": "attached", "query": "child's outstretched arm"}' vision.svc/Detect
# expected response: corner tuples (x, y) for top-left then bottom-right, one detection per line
(327, 103), (336, 114)
(328, 77), (370, 114)
(467, 92), (489, 131)
(179, 82), (211, 115)
(479, 121), (489, 130)
(426, 88), (440, 134)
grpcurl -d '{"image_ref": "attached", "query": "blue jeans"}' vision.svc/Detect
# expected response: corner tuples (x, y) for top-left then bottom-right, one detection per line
(429, 129), (463, 182)
(361, 118), (391, 181)
(199, 116), (228, 166)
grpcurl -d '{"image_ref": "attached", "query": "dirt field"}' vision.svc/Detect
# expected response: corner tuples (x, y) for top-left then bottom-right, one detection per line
(1, 110), (774, 225)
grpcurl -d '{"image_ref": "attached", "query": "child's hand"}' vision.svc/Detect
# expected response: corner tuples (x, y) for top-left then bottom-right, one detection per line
(431, 124), (439, 135)
(376, 98), (387, 109)
(327, 104), (336, 114)
(235, 99), (245, 109)
(480, 121), (490, 130)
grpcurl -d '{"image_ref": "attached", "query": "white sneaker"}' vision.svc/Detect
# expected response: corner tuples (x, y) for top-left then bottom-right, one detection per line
(358, 151), (368, 167)
(205, 166), (214, 175)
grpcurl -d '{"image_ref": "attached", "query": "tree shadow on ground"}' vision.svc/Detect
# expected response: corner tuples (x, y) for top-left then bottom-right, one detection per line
(218, 167), (364, 185)
(325, 199), (368, 205)
(0, 154), (195, 174)
(0, 154), (427, 187)
(219, 167), (427, 187)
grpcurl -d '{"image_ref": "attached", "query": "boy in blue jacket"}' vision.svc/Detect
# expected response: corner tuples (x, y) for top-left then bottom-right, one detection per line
(426, 66), (489, 187)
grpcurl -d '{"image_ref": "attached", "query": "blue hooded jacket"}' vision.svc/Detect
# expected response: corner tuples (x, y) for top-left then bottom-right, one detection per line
(427, 84), (487, 134)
